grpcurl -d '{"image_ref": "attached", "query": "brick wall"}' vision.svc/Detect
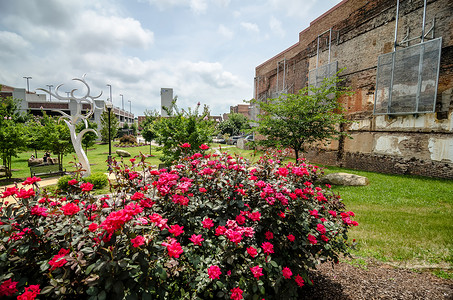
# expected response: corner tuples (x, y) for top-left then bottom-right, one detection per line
(255, 0), (453, 179)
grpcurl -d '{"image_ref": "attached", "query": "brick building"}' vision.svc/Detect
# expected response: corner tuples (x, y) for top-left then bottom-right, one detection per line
(230, 104), (251, 119)
(254, 0), (453, 179)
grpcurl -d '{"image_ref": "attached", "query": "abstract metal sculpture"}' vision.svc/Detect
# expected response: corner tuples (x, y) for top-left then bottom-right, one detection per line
(38, 75), (103, 177)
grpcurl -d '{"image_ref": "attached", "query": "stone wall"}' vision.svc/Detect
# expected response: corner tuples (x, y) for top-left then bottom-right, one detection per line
(255, 0), (453, 179)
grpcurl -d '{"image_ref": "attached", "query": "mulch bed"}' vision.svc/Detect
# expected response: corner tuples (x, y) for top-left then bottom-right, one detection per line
(299, 258), (452, 299)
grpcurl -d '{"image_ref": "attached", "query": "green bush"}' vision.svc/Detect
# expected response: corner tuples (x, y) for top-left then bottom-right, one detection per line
(81, 172), (108, 190)
(56, 175), (73, 192)
(119, 134), (136, 145)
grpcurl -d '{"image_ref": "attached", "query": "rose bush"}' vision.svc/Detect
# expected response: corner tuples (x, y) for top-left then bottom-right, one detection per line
(0, 145), (357, 299)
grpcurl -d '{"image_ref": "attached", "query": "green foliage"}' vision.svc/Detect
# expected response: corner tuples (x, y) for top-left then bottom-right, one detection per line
(0, 96), (28, 178)
(131, 123), (138, 136)
(250, 74), (352, 160)
(100, 110), (119, 143)
(119, 134), (137, 145)
(57, 175), (73, 191)
(0, 149), (356, 299)
(153, 100), (216, 166)
(39, 113), (73, 170)
(218, 113), (250, 136)
(76, 119), (98, 153)
(141, 110), (159, 155)
(81, 172), (108, 190)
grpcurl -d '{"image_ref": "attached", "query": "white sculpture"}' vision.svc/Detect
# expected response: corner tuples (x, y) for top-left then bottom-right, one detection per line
(38, 75), (103, 177)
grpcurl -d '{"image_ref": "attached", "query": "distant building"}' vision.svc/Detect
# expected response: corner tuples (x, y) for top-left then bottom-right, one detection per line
(161, 88), (173, 117)
(0, 84), (134, 134)
(230, 104), (250, 119)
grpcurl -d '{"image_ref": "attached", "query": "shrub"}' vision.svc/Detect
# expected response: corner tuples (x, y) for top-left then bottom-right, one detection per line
(119, 134), (137, 145)
(0, 147), (357, 299)
(56, 174), (73, 191)
(82, 172), (108, 190)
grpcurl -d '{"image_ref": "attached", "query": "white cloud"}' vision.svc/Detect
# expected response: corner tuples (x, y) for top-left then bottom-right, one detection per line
(0, 31), (31, 56)
(269, 16), (285, 38)
(240, 22), (259, 33)
(143, 0), (208, 14)
(218, 25), (234, 39)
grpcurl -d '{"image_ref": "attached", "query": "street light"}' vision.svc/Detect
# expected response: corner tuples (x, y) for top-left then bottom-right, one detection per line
(128, 100), (131, 125)
(106, 84), (112, 104)
(46, 85), (53, 101)
(23, 76), (32, 93)
(105, 101), (114, 171)
(120, 94), (124, 110)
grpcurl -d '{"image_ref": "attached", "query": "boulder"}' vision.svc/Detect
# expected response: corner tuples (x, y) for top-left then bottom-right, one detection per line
(116, 149), (131, 157)
(319, 172), (369, 186)
(28, 157), (59, 166)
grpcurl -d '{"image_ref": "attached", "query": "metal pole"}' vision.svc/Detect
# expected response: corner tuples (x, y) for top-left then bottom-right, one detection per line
(393, 0), (400, 51)
(23, 76), (32, 93)
(276, 61), (279, 93)
(421, 0), (427, 43)
(120, 94), (124, 110)
(107, 105), (112, 170)
(316, 36), (320, 68)
(46, 85), (53, 101)
(129, 100), (131, 114)
(328, 28), (332, 64)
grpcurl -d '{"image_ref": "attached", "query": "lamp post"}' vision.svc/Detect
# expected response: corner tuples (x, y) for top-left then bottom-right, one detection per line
(120, 94), (124, 110)
(105, 101), (114, 171)
(128, 100), (131, 126)
(46, 85), (53, 101)
(23, 76), (32, 93)
(106, 84), (112, 104)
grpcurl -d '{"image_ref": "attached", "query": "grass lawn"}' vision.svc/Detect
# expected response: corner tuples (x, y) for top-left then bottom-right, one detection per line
(322, 166), (453, 269)
(3, 145), (452, 271)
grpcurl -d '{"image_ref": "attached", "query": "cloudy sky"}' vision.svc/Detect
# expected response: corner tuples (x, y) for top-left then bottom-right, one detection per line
(0, 0), (341, 116)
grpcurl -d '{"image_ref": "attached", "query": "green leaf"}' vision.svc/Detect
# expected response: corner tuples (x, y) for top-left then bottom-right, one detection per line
(98, 290), (107, 300)
(85, 263), (96, 275)
(40, 286), (54, 295)
(269, 260), (278, 268)
(86, 286), (98, 296)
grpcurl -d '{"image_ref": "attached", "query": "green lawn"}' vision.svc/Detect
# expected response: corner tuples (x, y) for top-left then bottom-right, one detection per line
(3, 146), (452, 270)
(323, 166), (453, 268)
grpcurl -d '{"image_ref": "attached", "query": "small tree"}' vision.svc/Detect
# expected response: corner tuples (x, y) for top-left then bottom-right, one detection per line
(141, 110), (159, 155)
(218, 112), (250, 136)
(39, 113), (73, 170)
(250, 75), (351, 160)
(100, 110), (119, 143)
(76, 119), (98, 153)
(0, 95), (28, 178)
(153, 100), (215, 165)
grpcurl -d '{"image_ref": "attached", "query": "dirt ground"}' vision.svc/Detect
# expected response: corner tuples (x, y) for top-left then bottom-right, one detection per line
(299, 258), (453, 300)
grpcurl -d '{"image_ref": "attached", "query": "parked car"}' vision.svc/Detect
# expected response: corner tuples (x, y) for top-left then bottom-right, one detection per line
(244, 135), (254, 142)
(212, 137), (226, 144)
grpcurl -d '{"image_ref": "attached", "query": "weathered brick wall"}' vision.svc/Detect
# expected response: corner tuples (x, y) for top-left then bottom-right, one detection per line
(255, 0), (453, 179)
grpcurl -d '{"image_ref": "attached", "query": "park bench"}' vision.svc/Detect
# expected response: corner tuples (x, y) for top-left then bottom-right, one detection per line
(30, 163), (65, 177)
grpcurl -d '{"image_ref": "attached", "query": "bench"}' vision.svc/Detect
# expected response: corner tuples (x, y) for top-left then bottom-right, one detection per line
(30, 164), (65, 177)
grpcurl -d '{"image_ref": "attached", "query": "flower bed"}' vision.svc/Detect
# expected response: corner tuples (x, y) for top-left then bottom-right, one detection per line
(0, 145), (357, 299)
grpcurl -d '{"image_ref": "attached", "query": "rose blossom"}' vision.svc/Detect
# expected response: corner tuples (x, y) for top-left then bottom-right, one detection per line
(207, 265), (221, 279)
(131, 235), (145, 248)
(230, 287), (243, 300)
(250, 265), (264, 279)
(189, 234), (204, 246)
(282, 267), (292, 279)
(247, 246), (258, 258)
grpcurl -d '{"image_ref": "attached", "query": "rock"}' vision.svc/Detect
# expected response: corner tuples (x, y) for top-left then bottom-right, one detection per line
(320, 172), (369, 186)
(28, 157), (59, 166)
(116, 149), (131, 157)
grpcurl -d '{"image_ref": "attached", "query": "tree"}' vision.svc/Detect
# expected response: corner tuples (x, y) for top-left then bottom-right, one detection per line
(40, 113), (73, 170)
(141, 110), (159, 155)
(100, 110), (119, 143)
(218, 113), (250, 136)
(0, 95), (28, 178)
(76, 119), (98, 153)
(153, 101), (216, 166)
(250, 75), (352, 160)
